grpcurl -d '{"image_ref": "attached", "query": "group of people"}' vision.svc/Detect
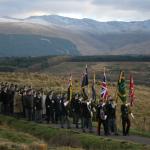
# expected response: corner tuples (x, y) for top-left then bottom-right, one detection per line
(0, 82), (133, 136)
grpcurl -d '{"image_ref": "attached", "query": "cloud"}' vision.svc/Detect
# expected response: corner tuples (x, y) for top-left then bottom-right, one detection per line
(0, 0), (150, 21)
(0, 0), (89, 18)
(92, 0), (150, 11)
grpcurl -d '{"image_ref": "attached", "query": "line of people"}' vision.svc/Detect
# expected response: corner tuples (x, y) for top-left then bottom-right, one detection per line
(0, 82), (132, 136)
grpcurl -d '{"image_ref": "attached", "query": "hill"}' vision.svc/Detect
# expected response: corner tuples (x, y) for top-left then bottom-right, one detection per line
(0, 34), (79, 57)
(0, 16), (150, 56)
(0, 55), (149, 85)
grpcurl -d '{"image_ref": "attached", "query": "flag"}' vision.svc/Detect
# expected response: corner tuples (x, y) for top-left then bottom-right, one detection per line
(67, 74), (72, 101)
(81, 65), (88, 99)
(117, 71), (127, 103)
(101, 69), (108, 100)
(81, 87), (88, 99)
(129, 74), (135, 106)
(81, 64), (88, 87)
(92, 72), (96, 102)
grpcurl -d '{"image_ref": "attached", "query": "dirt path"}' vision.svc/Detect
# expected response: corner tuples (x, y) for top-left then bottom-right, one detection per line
(48, 123), (150, 145)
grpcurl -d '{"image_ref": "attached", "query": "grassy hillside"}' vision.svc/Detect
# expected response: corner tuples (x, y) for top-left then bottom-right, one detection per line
(0, 122), (46, 150)
(0, 115), (149, 150)
(0, 56), (149, 85)
(0, 34), (79, 57)
(0, 21), (150, 55)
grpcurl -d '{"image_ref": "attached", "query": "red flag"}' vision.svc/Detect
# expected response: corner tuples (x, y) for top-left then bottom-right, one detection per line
(129, 75), (135, 106)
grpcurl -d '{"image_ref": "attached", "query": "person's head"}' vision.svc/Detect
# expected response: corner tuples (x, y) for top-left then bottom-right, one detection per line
(16, 90), (21, 95)
(99, 99), (103, 105)
(40, 88), (43, 93)
(121, 102), (126, 107)
(10, 83), (15, 90)
(125, 102), (130, 107)
(79, 96), (83, 102)
(88, 98), (92, 103)
(75, 93), (79, 100)
(28, 85), (32, 89)
(108, 96), (114, 103)
(4, 87), (7, 92)
(27, 89), (32, 96)
(23, 90), (26, 96)
(37, 92), (41, 98)
(48, 91), (53, 99)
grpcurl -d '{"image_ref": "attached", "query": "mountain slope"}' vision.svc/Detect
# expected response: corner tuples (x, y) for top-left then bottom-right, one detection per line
(0, 34), (79, 57)
(0, 15), (150, 56)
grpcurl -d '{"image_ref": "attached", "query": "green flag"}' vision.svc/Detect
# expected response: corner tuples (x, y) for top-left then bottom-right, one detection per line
(117, 71), (126, 103)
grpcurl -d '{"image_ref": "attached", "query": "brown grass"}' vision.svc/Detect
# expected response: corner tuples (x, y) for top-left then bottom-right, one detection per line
(0, 141), (48, 150)
(0, 72), (149, 132)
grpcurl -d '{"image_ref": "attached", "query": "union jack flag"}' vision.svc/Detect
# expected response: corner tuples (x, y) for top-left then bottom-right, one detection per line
(101, 70), (108, 100)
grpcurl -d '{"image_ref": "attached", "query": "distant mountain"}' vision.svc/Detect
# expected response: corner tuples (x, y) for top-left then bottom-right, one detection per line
(26, 15), (150, 33)
(0, 15), (150, 56)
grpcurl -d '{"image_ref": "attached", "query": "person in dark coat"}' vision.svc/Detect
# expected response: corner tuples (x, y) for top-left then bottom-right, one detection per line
(82, 98), (93, 133)
(8, 84), (15, 115)
(73, 94), (81, 128)
(97, 99), (108, 136)
(64, 94), (71, 129)
(121, 103), (134, 136)
(55, 94), (60, 124)
(34, 92), (42, 123)
(1, 87), (10, 115)
(70, 95), (76, 124)
(21, 89), (27, 118)
(45, 92), (50, 123)
(32, 91), (37, 121)
(58, 94), (68, 128)
(24, 89), (33, 121)
(45, 91), (53, 123)
(107, 97), (118, 135)
(0, 85), (2, 113)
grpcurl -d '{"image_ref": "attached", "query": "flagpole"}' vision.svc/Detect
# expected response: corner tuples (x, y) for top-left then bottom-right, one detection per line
(70, 73), (72, 101)
(92, 71), (96, 102)
(93, 71), (95, 102)
(114, 70), (122, 103)
(114, 70), (122, 135)
(86, 64), (89, 99)
(104, 67), (108, 101)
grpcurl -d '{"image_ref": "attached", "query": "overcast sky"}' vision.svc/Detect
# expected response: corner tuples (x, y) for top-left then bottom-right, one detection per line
(0, 0), (150, 21)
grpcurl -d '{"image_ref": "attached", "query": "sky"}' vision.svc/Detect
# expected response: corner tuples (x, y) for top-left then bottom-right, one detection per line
(0, 0), (150, 21)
